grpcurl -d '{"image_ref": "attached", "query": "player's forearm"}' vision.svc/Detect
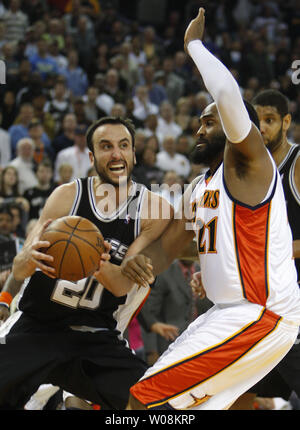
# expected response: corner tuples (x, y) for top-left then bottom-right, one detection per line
(96, 262), (135, 297)
(187, 40), (251, 143)
(2, 272), (23, 297)
(293, 239), (300, 259)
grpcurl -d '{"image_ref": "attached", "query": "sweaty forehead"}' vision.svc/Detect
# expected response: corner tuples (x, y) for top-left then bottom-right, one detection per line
(93, 124), (132, 142)
(200, 103), (218, 120)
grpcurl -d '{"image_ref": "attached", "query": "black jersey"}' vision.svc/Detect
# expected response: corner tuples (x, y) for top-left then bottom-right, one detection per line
(18, 178), (148, 330)
(278, 144), (300, 280)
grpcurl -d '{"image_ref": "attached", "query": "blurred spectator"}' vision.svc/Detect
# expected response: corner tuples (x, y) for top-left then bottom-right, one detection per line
(28, 38), (59, 80)
(83, 86), (106, 123)
(158, 57), (185, 105)
(133, 145), (164, 188)
(139, 259), (212, 363)
(2, 0), (28, 42)
(48, 40), (68, 71)
(24, 160), (55, 221)
(242, 38), (274, 87)
(44, 79), (72, 134)
(139, 64), (167, 107)
(54, 124), (91, 182)
(63, 0), (94, 37)
(0, 90), (18, 131)
(9, 137), (38, 194)
(72, 97), (88, 126)
(175, 97), (192, 132)
(144, 134), (160, 153)
(176, 133), (193, 159)
(110, 103), (126, 117)
(104, 68), (127, 104)
(52, 113), (77, 156)
(142, 26), (162, 62)
(27, 119), (54, 164)
(128, 34), (147, 70)
(142, 114), (159, 138)
(155, 170), (184, 210)
(54, 163), (74, 187)
(156, 136), (190, 179)
(59, 49), (89, 97)
(156, 101), (182, 147)
(94, 73), (115, 116)
(8, 102), (34, 158)
(72, 15), (96, 71)
(1, 42), (19, 78)
(132, 85), (159, 122)
(43, 18), (65, 52)
(31, 92), (56, 141)
(8, 200), (26, 240)
(0, 114), (11, 167)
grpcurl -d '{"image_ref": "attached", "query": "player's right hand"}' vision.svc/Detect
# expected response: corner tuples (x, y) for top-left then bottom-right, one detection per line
(0, 305), (10, 323)
(121, 254), (154, 288)
(190, 271), (206, 299)
(184, 7), (205, 53)
(12, 219), (56, 281)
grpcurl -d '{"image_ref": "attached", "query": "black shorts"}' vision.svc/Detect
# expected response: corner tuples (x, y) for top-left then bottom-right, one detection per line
(0, 311), (148, 410)
(249, 332), (300, 400)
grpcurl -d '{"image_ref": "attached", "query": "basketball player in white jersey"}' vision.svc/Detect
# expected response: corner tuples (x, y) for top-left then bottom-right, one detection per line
(121, 9), (300, 410)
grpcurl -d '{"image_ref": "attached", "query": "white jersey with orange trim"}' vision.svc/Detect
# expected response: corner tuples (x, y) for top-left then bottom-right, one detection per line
(190, 155), (300, 323)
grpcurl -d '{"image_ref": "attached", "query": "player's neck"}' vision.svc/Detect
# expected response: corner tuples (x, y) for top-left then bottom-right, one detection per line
(271, 137), (291, 167)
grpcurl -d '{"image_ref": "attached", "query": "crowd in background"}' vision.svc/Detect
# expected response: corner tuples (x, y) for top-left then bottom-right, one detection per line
(0, 0), (299, 406)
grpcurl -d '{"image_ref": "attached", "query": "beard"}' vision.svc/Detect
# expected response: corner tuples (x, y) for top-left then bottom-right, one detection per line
(190, 132), (226, 165)
(94, 161), (133, 187)
(264, 123), (283, 154)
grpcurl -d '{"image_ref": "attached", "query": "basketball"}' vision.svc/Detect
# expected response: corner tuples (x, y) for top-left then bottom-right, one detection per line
(40, 216), (106, 281)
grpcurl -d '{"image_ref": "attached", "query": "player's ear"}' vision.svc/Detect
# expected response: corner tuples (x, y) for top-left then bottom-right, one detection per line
(133, 148), (137, 165)
(89, 151), (95, 164)
(282, 113), (291, 132)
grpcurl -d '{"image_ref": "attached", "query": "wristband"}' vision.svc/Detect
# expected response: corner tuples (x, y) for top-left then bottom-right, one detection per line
(0, 291), (13, 306)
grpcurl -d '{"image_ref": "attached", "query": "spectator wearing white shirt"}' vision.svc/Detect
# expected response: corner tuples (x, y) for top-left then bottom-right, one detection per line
(54, 124), (91, 182)
(155, 135), (190, 179)
(156, 101), (182, 148)
(2, 0), (28, 42)
(0, 113), (11, 167)
(9, 138), (38, 194)
(132, 86), (159, 122)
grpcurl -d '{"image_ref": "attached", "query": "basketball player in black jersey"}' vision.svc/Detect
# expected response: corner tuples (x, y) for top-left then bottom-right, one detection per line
(0, 116), (174, 410)
(230, 90), (300, 409)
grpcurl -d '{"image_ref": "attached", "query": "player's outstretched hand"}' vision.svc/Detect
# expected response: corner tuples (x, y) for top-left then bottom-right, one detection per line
(12, 219), (56, 281)
(190, 271), (206, 299)
(121, 254), (154, 288)
(184, 7), (205, 53)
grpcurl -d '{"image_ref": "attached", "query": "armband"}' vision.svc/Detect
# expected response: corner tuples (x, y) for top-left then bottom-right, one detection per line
(0, 291), (13, 307)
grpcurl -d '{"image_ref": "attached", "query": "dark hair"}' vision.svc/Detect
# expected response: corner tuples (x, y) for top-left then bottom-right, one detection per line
(0, 166), (20, 197)
(86, 116), (136, 153)
(252, 89), (289, 118)
(243, 99), (260, 129)
(0, 202), (13, 217)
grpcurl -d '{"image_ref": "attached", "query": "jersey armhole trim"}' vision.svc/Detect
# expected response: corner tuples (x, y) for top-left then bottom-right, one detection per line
(222, 165), (278, 210)
(69, 179), (82, 215)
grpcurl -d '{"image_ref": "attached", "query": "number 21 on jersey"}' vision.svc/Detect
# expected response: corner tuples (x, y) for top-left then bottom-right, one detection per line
(197, 216), (218, 254)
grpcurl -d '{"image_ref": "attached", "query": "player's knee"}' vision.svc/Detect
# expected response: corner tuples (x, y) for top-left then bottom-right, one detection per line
(126, 393), (146, 410)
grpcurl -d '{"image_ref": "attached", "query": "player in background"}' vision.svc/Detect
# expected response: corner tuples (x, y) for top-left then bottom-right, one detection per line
(121, 9), (300, 410)
(0, 116), (175, 410)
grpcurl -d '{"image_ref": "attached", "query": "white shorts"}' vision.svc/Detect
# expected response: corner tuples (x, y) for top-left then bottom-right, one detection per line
(131, 301), (299, 410)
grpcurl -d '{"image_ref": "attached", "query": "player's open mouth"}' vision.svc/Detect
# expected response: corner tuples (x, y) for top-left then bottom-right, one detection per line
(109, 163), (126, 174)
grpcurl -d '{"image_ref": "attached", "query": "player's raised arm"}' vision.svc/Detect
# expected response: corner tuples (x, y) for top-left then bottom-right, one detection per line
(184, 8), (273, 205)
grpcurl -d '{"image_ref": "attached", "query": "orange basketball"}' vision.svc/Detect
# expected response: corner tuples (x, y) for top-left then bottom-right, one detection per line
(40, 216), (105, 281)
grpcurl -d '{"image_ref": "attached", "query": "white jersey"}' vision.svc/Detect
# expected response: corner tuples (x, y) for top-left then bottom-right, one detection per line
(190, 156), (300, 323)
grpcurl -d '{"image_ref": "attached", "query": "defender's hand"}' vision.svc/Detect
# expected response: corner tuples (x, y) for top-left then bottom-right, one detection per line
(190, 271), (206, 299)
(184, 7), (205, 53)
(121, 255), (154, 288)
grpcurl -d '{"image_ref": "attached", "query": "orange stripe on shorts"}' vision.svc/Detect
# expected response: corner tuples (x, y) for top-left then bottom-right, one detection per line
(130, 308), (281, 408)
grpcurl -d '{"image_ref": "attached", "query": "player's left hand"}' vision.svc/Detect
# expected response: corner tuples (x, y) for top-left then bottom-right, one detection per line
(121, 254), (154, 288)
(184, 7), (205, 53)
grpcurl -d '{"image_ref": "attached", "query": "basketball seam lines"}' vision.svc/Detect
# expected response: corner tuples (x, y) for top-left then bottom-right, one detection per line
(60, 218), (86, 279)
